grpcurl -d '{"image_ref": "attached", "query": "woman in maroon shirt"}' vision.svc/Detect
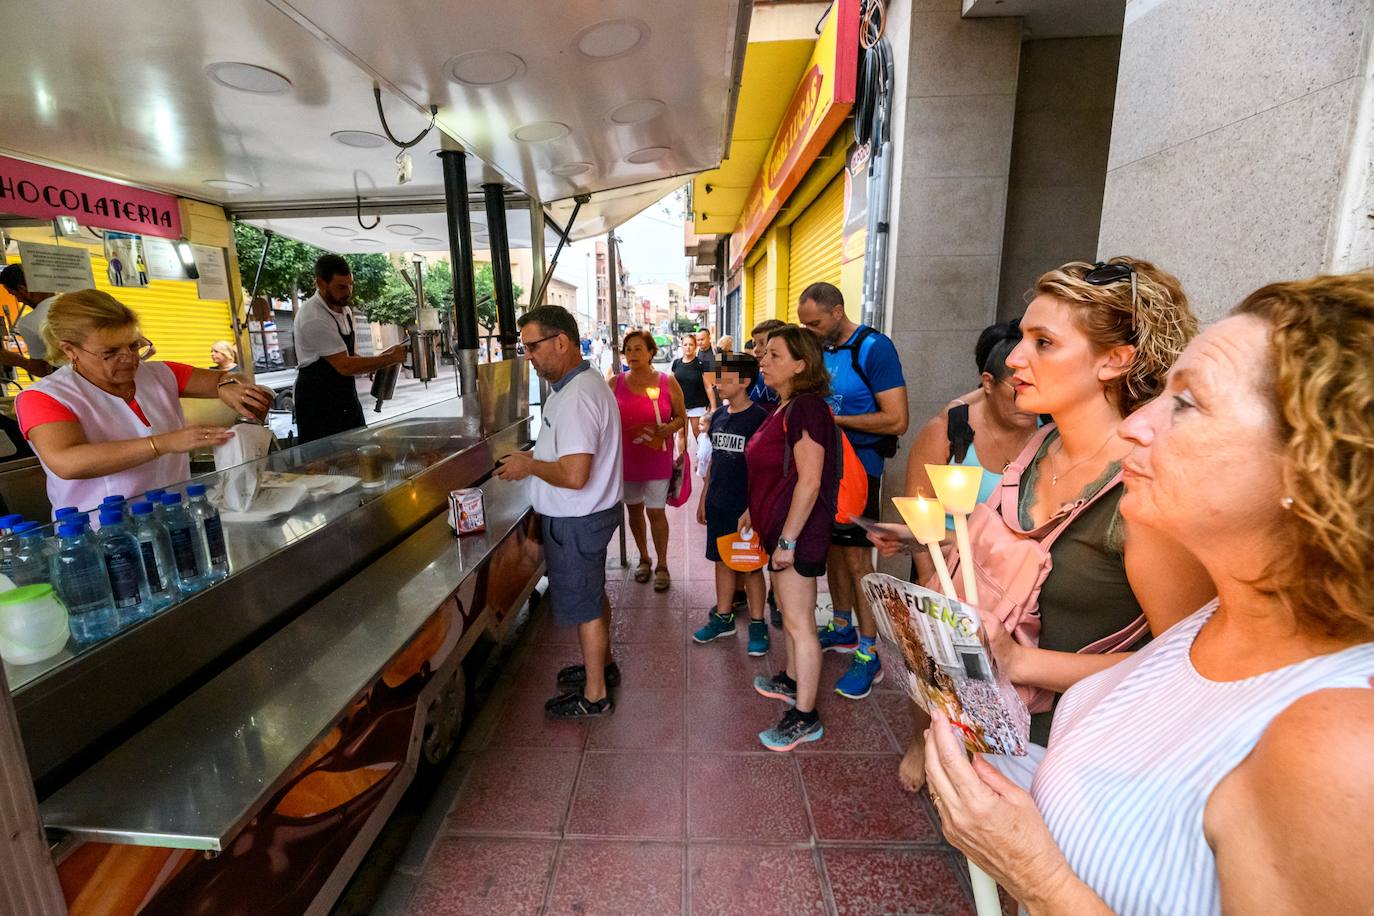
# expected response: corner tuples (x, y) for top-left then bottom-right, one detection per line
(744, 326), (837, 751)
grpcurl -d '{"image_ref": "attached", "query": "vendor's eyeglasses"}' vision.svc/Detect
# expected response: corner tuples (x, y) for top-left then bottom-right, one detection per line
(79, 337), (156, 364)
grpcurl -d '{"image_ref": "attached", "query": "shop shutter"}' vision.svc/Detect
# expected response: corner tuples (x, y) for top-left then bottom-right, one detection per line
(785, 173), (845, 324)
(89, 253), (235, 369)
(745, 255), (763, 333)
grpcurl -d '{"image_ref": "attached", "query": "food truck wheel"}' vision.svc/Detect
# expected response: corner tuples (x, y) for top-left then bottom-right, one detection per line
(421, 664), (466, 766)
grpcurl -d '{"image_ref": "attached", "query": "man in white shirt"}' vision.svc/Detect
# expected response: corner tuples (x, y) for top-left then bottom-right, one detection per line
(293, 254), (406, 443)
(495, 304), (623, 717)
(0, 265), (56, 376)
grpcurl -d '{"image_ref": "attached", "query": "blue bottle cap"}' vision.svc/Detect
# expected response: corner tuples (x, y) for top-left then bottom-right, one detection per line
(102, 495), (126, 505)
(72, 513), (90, 527)
(130, 501), (155, 517)
(98, 510), (124, 526)
(57, 522), (84, 538)
(12, 521), (40, 534)
(187, 484), (207, 497)
(0, 513), (24, 527)
(54, 507), (78, 519)
(144, 489), (165, 501)
(161, 493), (183, 506)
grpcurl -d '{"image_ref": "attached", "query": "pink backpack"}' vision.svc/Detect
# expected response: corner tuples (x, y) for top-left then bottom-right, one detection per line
(937, 424), (1149, 713)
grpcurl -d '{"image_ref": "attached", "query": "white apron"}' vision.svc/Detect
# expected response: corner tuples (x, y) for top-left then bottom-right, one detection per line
(31, 363), (191, 514)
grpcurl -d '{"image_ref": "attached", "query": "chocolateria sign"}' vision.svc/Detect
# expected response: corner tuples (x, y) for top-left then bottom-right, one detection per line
(0, 155), (181, 239)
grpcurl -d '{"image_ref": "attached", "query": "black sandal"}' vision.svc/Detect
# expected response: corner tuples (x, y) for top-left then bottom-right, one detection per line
(545, 691), (614, 719)
(555, 661), (622, 691)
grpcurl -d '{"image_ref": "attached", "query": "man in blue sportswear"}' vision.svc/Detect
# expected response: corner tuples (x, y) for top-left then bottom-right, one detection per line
(797, 282), (908, 700)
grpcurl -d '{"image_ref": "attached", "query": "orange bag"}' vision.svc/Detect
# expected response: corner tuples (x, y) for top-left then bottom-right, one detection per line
(717, 526), (768, 572)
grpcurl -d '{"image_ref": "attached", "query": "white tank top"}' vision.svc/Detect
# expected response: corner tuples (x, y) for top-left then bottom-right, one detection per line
(1031, 600), (1374, 915)
(30, 363), (191, 514)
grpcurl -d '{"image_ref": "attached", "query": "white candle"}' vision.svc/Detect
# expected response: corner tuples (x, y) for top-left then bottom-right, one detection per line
(925, 465), (985, 607)
(892, 496), (958, 599)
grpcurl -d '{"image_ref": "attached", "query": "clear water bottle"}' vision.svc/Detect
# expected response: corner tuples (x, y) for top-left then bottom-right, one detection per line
(185, 484), (229, 581)
(160, 493), (209, 594)
(0, 521), (22, 580)
(50, 521), (118, 644)
(144, 489), (167, 519)
(101, 495), (129, 522)
(129, 501), (180, 612)
(9, 522), (53, 586)
(0, 513), (24, 535)
(96, 510), (152, 626)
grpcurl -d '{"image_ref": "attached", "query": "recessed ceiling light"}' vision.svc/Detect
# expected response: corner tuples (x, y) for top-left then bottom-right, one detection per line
(549, 162), (594, 177)
(625, 146), (671, 164)
(353, 238), (385, 248)
(575, 19), (650, 60)
(609, 99), (665, 125)
(413, 236), (445, 246)
(206, 62), (292, 94)
(512, 121), (571, 143)
(445, 49), (527, 86)
(388, 224), (422, 236)
(203, 178), (257, 192)
(331, 130), (389, 149)
(322, 226), (357, 237)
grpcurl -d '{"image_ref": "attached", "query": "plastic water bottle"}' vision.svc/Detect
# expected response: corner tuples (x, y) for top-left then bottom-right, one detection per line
(50, 522), (118, 644)
(160, 493), (209, 594)
(185, 484), (229, 581)
(9, 522), (52, 586)
(0, 513), (24, 535)
(129, 501), (180, 612)
(96, 510), (152, 626)
(0, 521), (22, 580)
(144, 489), (167, 519)
(53, 506), (79, 523)
(101, 495), (130, 522)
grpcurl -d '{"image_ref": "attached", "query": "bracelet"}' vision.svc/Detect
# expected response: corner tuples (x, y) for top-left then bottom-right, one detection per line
(217, 373), (241, 389)
(148, 435), (160, 458)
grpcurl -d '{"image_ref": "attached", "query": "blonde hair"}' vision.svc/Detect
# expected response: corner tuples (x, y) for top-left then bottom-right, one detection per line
(1033, 258), (1198, 415)
(1233, 273), (1374, 639)
(211, 340), (238, 361)
(717, 335), (735, 354)
(43, 289), (140, 366)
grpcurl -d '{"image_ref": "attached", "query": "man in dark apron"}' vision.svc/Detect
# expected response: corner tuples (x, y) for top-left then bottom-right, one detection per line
(293, 254), (407, 444)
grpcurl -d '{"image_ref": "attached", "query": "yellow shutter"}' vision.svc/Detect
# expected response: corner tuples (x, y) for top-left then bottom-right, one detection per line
(88, 253), (235, 368)
(785, 172), (845, 324)
(745, 257), (761, 334)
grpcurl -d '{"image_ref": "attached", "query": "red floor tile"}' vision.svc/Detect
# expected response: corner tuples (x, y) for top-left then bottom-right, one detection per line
(566, 751), (684, 839)
(613, 640), (687, 688)
(527, 610), (583, 646)
(588, 688), (685, 751)
(823, 847), (975, 916)
(798, 754), (941, 843)
(873, 691), (920, 749)
(686, 690), (783, 752)
(613, 605), (686, 643)
(797, 693), (897, 754)
(483, 688), (589, 750)
(545, 841), (683, 916)
(686, 753), (810, 841)
(611, 581), (689, 609)
(688, 845), (828, 916)
(446, 749), (580, 836)
(687, 637), (771, 690)
(410, 837), (556, 916)
(513, 643), (586, 692)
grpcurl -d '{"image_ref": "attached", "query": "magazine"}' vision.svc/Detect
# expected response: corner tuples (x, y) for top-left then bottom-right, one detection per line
(861, 573), (1030, 756)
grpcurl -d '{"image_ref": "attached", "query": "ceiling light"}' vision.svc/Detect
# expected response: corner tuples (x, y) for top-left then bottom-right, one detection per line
(413, 236), (445, 246)
(549, 162), (594, 177)
(625, 146), (671, 164)
(206, 62), (292, 95)
(512, 121), (570, 143)
(575, 19), (650, 60)
(331, 130), (388, 149)
(353, 238), (385, 248)
(445, 50), (527, 86)
(322, 226), (357, 237)
(388, 224), (422, 236)
(203, 179), (257, 192)
(609, 99), (665, 125)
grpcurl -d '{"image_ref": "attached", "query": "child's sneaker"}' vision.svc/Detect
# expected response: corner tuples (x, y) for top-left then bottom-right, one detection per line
(692, 612), (737, 644)
(746, 620), (769, 656)
(758, 708), (824, 751)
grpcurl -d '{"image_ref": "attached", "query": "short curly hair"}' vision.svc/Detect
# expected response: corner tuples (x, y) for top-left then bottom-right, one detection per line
(1033, 257), (1198, 415)
(1234, 273), (1374, 639)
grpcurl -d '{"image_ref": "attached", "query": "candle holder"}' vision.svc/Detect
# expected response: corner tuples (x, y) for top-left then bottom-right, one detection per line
(644, 386), (666, 451)
(926, 464), (984, 607)
(891, 496), (958, 599)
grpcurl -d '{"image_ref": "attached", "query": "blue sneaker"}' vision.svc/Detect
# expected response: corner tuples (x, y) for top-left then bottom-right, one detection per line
(693, 612), (737, 644)
(759, 708), (824, 752)
(818, 620), (859, 653)
(753, 673), (797, 706)
(834, 649), (883, 699)
(747, 620), (769, 656)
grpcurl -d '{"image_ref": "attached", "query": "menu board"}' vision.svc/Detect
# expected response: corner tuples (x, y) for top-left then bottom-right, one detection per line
(193, 244), (230, 301)
(15, 241), (95, 293)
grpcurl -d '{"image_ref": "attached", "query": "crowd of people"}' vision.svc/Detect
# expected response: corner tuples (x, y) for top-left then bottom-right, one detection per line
(504, 258), (1374, 913)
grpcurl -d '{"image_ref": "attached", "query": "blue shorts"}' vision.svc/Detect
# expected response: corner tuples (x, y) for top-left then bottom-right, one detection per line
(541, 505), (621, 626)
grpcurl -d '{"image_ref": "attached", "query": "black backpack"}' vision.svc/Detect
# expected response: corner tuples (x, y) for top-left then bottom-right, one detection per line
(827, 325), (899, 459)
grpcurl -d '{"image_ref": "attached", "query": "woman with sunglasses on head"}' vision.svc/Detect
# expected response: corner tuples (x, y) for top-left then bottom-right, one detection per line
(875, 258), (1215, 791)
(16, 290), (273, 514)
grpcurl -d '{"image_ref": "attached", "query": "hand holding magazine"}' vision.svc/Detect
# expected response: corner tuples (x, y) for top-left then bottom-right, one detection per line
(861, 573), (1030, 756)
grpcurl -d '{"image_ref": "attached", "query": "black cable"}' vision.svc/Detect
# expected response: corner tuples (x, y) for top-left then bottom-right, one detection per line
(372, 87), (438, 149)
(355, 195), (380, 230)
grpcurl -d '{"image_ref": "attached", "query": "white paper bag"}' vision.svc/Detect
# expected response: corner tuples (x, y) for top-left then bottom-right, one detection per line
(213, 424), (275, 512)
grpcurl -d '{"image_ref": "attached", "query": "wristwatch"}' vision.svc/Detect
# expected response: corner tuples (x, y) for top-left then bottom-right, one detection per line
(777, 536), (797, 551)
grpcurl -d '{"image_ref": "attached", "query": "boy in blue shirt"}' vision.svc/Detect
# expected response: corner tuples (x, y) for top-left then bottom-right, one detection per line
(692, 354), (771, 655)
(797, 282), (909, 699)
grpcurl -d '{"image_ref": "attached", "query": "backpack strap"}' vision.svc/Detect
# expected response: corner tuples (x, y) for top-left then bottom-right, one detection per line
(844, 325), (878, 396)
(946, 401), (974, 463)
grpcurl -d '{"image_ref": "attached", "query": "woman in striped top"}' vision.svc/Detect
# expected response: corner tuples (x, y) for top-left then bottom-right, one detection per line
(924, 273), (1374, 914)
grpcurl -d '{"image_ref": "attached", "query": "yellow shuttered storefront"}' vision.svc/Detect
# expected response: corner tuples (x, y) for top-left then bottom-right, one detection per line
(745, 253), (766, 334)
(785, 172), (845, 325)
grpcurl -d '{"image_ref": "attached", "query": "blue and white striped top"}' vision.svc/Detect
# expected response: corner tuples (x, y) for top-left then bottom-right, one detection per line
(1031, 600), (1374, 915)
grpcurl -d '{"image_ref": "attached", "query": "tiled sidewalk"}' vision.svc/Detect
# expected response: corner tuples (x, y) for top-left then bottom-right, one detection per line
(397, 505), (983, 916)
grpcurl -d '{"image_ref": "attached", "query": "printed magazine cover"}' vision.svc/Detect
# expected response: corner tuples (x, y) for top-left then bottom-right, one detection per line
(861, 573), (1030, 756)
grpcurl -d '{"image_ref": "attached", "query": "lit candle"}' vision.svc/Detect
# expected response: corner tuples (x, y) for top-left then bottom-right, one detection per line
(644, 386), (665, 450)
(926, 464), (984, 607)
(892, 496), (958, 600)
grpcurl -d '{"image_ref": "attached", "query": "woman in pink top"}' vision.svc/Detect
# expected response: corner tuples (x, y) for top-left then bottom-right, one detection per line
(613, 330), (687, 591)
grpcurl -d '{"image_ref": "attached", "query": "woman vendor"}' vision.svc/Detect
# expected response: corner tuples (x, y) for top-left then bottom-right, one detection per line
(15, 290), (273, 513)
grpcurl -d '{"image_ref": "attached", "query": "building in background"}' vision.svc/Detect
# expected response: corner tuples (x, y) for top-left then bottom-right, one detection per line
(594, 239), (634, 335)
(634, 281), (687, 331)
(545, 276), (582, 331)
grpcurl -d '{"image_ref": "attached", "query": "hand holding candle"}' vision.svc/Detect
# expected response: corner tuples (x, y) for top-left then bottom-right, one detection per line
(892, 496), (958, 599)
(645, 386), (666, 450)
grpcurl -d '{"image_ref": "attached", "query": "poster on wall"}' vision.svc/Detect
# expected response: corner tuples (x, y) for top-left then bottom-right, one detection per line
(841, 141), (870, 266)
(193, 244), (230, 301)
(15, 241), (94, 293)
(143, 236), (188, 280)
(103, 231), (148, 288)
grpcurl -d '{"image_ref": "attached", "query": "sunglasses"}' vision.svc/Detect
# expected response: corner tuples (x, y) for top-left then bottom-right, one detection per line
(1083, 261), (1138, 337)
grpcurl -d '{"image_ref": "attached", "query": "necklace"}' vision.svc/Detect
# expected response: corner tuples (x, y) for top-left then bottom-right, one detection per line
(1048, 432), (1115, 487)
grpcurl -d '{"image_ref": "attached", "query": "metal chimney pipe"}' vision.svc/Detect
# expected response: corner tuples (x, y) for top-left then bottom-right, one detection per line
(439, 149), (479, 395)
(482, 183), (518, 357)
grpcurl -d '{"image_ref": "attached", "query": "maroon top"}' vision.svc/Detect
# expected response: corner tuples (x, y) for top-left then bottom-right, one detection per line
(745, 393), (837, 565)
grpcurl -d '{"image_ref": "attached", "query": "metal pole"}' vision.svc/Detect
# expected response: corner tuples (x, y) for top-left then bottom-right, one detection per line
(529, 195), (589, 310)
(607, 232), (627, 566)
(248, 229), (274, 372)
(529, 201), (547, 308)
(482, 183), (519, 357)
(439, 149), (479, 396)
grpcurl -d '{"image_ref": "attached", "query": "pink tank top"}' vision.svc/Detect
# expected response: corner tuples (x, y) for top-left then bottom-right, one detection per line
(615, 372), (674, 482)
